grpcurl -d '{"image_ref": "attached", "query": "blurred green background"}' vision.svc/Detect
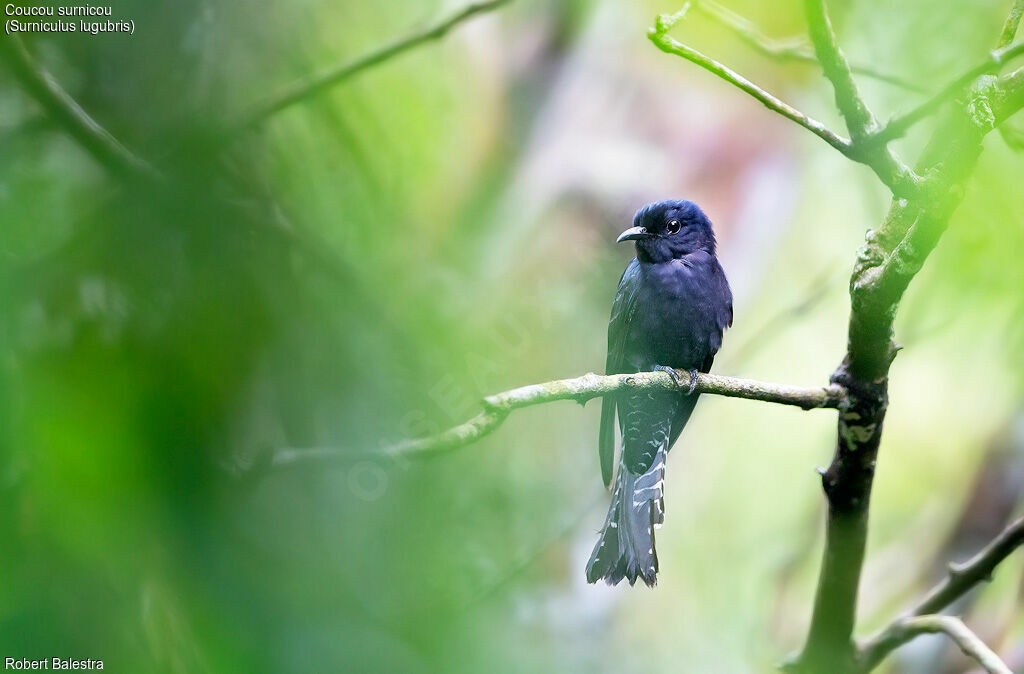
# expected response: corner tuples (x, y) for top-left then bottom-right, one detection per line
(1, 0), (1022, 672)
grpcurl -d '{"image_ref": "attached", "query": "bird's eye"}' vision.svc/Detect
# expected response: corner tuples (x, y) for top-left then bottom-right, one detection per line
(666, 219), (681, 234)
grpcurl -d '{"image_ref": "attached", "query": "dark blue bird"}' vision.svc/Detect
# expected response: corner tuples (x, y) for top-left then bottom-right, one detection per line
(586, 200), (733, 587)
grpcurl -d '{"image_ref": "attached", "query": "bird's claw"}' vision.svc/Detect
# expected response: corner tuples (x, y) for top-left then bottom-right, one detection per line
(653, 366), (700, 394)
(653, 365), (700, 395)
(653, 365), (684, 389)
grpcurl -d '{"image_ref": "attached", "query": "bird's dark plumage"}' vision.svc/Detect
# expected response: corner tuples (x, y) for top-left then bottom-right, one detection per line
(587, 200), (732, 587)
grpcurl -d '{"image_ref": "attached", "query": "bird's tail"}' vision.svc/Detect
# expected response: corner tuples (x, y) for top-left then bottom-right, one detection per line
(585, 443), (668, 587)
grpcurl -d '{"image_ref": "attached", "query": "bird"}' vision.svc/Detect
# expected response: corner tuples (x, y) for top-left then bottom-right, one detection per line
(586, 199), (733, 587)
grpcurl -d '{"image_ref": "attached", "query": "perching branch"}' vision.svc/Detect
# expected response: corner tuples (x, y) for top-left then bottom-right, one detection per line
(692, 0), (924, 92)
(0, 35), (158, 182)
(865, 616), (1012, 674)
(381, 369), (846, 460)
(647, 7), (854, 156)
(241, 0), (510, 128)
(254, 370), (844, 471)
(858, 517), (1024, 672)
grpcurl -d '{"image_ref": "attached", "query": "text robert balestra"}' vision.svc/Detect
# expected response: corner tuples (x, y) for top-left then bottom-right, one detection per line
(5, 658), (104, 670)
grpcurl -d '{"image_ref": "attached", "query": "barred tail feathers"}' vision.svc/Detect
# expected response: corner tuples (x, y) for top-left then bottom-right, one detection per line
(585, 444), (668, 587)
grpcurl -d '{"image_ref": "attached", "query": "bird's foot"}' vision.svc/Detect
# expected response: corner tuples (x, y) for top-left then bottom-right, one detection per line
(653, 366), (699, 394)
(653, 365), (684, 389)
(686, 368), (699, 395)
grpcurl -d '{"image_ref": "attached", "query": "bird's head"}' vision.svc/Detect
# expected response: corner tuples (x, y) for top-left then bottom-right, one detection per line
(616, 200), (717, 263)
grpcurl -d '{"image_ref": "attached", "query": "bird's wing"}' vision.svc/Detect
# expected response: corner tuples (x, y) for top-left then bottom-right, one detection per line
(688, 260), (733, 443)
(704, 260), (734, 365)
(717, 262), (734, 332)
(599, 258), (641, 487)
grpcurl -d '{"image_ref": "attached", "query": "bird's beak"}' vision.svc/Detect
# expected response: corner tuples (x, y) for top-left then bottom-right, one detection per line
(616, 226), (648, 243)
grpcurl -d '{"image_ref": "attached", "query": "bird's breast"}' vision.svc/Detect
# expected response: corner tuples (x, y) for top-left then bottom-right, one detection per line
(627, 259), (724, 368)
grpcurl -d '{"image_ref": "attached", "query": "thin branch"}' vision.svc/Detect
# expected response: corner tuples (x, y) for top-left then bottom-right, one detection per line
(868, 39), (1024, 147)
(381, 409), (508, 459)
(999, 64), (1024, 117)
(866, 616), (1012, 674)
(694, 0), (808, 58)
(272, 370), (846, 467)
(0, 35), (158, 182)
(647, 9), (854, 156)
(2, 1), (511, 173)
(693, 0), (925, 92)
(799, 0), (919, 195)
(997, 0), (1024, 49)
(858, 517), (1024, 672)
(802, 0), (877, 138)
(241, 0), (510, 128)
(388, 368), (844, 459)
(482, 370), (846, 412)
(912, 516), (1024, 620)
(649, 6), (919, 195)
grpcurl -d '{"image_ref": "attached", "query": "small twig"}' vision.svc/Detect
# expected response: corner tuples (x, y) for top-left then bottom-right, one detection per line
(798, 0), (924, 195)
(858, 517), (1024, 672)
(901, 516), (1024, 618)
(914, 518), (1024, 614)
(694, 0), (925, 92)
(799, 0), (919, 196)
(241, 0), (510, 128)
(381, 409), (508, 459)
(695, 0), (808, 58)
(997, 0), (1024, 49)
(868, 39), (1024, 147)
(0, 35), (158, 181)
(648, 9), (854, 156)
(802, 0), (877, 139)
(868, 616), (1012, 674)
